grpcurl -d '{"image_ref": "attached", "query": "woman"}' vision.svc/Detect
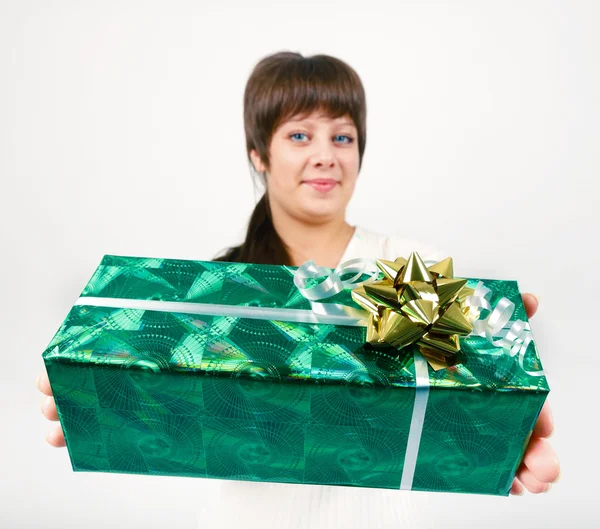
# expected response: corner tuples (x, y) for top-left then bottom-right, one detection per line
(212, 51), (445, 269)
(36, 51), (559, 520)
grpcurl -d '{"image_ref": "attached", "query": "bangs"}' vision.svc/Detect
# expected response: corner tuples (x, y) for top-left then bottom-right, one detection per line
(272, 57), (362, 130)
(244, 52), (367, 172)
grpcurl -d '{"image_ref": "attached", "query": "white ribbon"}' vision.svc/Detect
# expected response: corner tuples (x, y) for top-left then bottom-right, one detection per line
(399, 351), (430, 490)
(73, 297), (332, 324)
(464, 282), (544, 377)
(289, 258), (380, 326)
(291, 258), (430, 490)
(291, 258), (380, 300)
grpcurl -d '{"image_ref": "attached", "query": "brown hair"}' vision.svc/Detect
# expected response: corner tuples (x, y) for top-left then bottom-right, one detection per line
(214, 51), (367, 265)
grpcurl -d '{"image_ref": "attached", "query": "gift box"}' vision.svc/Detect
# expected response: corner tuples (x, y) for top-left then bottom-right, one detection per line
(41, 253), (548, 496)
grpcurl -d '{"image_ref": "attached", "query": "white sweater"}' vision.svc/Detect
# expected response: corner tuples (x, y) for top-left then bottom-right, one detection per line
(197, 226), (445, 529)
(339, 226), (446, 266)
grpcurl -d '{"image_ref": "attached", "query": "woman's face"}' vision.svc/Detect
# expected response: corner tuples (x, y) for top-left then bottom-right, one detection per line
(251, 109), (360, 225)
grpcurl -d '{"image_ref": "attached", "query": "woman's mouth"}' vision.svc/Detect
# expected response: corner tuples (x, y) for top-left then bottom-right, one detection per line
(303, 179), (339, 193)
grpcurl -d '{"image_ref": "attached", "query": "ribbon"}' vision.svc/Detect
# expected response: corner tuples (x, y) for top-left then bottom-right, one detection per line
(73, 297), (337, 325)
(293, 253), (544, 377)
(350, 252), (475, 372)
(290, 258), (381, 326)
(464, 281), (544, 377)
(399, 351), (430, 491)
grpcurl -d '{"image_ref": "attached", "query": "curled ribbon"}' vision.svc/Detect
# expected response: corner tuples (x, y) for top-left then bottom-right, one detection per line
(291, 258), (381, 326)
(293, 258), (380, 300)
(465, 282), (544, 377)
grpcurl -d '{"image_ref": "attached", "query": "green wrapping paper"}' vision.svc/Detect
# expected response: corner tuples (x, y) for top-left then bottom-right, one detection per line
(41, 254), (549, 496)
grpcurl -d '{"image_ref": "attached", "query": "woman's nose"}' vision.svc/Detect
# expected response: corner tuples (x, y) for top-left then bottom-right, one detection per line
(310, 140), (336, 167)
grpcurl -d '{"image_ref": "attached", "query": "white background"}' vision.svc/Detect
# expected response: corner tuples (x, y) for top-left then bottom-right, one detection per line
(1, 0), (598, 527)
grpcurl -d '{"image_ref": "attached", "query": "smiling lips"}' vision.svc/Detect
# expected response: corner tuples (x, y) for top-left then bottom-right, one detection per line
(303, 179), (339, 193)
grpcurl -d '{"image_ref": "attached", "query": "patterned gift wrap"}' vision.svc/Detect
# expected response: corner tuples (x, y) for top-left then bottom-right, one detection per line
(41, 255), (549, 495)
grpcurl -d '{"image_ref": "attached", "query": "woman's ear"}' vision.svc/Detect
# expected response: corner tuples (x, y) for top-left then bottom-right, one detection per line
(250, 149), (267, 173)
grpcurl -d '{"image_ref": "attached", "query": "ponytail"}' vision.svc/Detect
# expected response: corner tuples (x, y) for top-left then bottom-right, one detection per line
(213, 193), (291, 265)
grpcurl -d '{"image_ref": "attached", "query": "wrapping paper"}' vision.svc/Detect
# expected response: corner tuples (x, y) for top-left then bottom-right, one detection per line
(42, 254), (549, 495)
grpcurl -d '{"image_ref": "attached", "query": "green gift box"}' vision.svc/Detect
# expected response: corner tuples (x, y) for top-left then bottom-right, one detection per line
(41, 254), (548, 496)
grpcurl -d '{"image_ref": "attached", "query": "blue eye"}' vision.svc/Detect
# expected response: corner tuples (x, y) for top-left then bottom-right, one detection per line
(290, 133), (308, 141)
(290, 133), (355, 144)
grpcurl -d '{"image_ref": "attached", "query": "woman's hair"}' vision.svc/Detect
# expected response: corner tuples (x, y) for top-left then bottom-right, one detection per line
(214, 51), (367, 265)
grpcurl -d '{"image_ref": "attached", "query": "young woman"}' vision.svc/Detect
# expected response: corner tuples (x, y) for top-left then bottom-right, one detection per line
(36, 51), (559, 521)
(212, 52), (446, 269)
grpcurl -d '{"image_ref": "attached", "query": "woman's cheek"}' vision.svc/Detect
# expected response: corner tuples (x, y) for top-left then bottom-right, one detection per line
(342, 177), (357, 201)
(268, 171), (292, 196)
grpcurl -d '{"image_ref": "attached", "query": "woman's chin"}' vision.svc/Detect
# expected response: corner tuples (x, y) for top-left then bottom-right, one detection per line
(298, 204), (345, 223)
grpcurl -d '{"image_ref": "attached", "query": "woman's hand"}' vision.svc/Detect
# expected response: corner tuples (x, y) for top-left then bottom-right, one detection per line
(510, 293), (561, 494)
(36, 369), (66, 447)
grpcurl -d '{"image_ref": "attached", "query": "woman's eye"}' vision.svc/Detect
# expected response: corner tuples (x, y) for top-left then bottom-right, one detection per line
(290, 133), (308, 141)
(289, 133), (354, 144)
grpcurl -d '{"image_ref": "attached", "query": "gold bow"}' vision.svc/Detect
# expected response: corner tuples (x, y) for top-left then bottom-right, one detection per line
(351, 251), (476, 371)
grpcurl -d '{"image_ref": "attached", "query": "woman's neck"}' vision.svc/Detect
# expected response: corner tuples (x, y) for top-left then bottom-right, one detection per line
(271, 208), (355, 268)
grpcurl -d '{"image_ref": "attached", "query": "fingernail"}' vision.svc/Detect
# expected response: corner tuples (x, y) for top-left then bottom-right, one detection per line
(35, 374), (40, 388)
(544, 483), (552, 493)
(517, 490), (524, 496)
(553, 471), (561, 483)
(532, 294), (540, 305)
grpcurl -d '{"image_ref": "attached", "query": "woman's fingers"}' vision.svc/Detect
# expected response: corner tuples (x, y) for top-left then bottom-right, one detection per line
(510, 477), (525, 495)
(532, 402), (554, 439)
(516, 463), (552, 493)
(521, 293), (539, 319)
(46, 425), (66, 448)
(37, 374), (66, 447)
(36, 370), (53, 396)
(522, 436), (560, 484)
(515, 440), (560, 494)
(40, 395), (59, 421)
